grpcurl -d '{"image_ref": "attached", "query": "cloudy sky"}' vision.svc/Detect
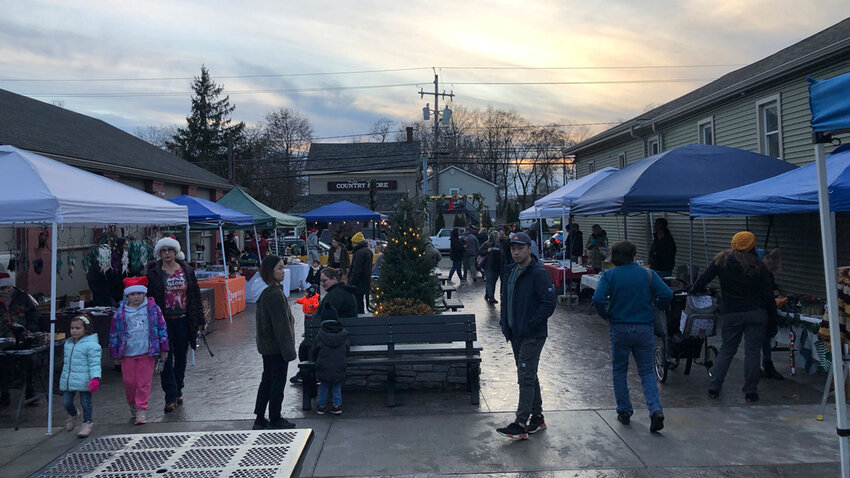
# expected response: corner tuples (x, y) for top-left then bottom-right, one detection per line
(1, 1), (848, 141)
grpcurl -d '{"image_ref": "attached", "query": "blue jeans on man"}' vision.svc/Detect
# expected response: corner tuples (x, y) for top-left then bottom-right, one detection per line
(62, 391), (93, 422)
(609, 323), (661, 417)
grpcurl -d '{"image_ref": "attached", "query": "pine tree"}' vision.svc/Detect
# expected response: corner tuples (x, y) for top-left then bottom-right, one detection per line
(435, 206), (446, 231)
(169, 66), (246, 178)
(373, 195), (440, 314)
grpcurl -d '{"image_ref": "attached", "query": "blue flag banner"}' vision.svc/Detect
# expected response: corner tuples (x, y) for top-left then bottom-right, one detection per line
(808, 72), (850, 134)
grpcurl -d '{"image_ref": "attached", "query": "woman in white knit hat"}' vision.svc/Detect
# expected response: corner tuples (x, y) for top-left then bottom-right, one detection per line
(145, 236), (203, 413)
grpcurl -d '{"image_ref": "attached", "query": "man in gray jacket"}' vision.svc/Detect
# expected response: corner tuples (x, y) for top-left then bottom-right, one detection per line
(461, 227), (479, 282)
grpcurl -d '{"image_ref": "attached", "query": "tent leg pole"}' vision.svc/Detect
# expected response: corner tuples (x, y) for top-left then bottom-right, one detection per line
(538, 211), (543, 257)
(702, 219), (709, 265)
(219, 225), (234, 323)
(623, 215), (628, 240)
(47, 222), (57, 435)
(814, 141), (849, 478)
(186, 224), (191, 264)
(689, 217), (694, 285)
(254, 225), (261, 258)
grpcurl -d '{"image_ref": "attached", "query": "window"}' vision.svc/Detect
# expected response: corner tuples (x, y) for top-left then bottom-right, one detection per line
(698, 117), (714, 145)
(618, 152), (626, 168)
(448, 187), (460, 195)
(646, 136), (660, 156)
(757, 95), (782, 158)
(588, 160), (596, 174)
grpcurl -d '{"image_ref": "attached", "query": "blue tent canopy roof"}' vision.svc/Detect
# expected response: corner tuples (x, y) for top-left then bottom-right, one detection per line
(301, 200), (387, 223)
(570, 144), (797, 215)
(534, 167), (618, 209)
(808, 72), (850, 134)
(690, 147), (850, 216)
(167, 195), (254, 225)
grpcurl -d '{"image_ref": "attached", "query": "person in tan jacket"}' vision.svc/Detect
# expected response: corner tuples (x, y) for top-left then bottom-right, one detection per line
(253, 255), (297, 430)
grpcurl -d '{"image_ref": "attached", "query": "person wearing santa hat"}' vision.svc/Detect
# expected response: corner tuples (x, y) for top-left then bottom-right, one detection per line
(109, 276), (170, 425)
(145, 237), (203, 413)
(0, 264), (39, 407)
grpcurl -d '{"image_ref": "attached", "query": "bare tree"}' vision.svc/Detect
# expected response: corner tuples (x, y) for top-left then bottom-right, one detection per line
(135, 124), (180, 153)
(370, 118), (395, 142)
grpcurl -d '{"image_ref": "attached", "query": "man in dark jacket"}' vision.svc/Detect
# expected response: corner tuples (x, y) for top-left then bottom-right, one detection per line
(649, 217), (676, 278)
(462, 228), (480, 282)
(346, 232), (373, 314)
(496, 232), (556, 440)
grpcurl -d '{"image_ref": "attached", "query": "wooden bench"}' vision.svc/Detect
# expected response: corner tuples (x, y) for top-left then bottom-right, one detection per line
(439, 297), (464, 311)
(298, 314), (481, 409)
(440, 284), (457, 299)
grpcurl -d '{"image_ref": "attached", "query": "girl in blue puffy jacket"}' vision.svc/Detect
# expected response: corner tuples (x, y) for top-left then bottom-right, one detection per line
(60, 315), (102, 438)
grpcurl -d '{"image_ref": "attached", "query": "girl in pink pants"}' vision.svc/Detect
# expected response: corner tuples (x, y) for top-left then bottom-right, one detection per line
(109, 277), (169, 425)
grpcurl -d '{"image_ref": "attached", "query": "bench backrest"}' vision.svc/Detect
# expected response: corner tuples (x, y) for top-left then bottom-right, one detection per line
(305, 314), (478, 355)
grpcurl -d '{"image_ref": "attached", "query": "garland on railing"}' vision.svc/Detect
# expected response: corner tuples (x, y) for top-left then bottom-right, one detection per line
(425, 193), (485, 221)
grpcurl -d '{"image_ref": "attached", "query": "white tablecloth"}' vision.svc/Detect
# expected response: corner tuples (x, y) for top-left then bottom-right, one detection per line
(285, 264), (310, 291)
(580, 273), (602, 291)
(247, 268), (290, 301)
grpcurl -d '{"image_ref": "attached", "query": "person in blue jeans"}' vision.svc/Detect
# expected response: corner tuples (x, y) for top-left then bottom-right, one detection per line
(593, 240), (672, 433)
(311, 305), (349, 415)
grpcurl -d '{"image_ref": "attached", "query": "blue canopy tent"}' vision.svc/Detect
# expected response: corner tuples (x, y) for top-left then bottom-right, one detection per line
(808, 71), (850, 474)
(301, 200), (387, 223)
(168, 195), (254, 323)
(570, 145), (797, 216)
(690, 146), (850, 217)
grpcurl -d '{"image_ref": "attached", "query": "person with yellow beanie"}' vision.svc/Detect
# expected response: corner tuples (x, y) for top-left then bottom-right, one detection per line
(691, 231), (777, 403)
(347, 232), (373, 314)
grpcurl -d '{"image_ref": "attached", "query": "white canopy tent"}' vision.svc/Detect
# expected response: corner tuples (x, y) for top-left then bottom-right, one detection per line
(0, 145), (189, 435)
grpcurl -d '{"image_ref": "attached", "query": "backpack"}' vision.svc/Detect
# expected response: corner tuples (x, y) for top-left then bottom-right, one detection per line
(679, 294), (718, 338)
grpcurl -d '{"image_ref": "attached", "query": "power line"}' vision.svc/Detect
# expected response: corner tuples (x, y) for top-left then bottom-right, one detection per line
(449, 78), (713, 86)
(440, 64), (743, 71)
(0, 67), (432, 82)
(310, 122), (619, 140)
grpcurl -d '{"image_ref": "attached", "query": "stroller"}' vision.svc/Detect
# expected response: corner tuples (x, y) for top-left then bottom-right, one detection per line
(654, 291), (720, 383)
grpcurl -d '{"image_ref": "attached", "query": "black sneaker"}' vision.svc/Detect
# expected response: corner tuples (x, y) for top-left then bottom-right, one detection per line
(526, 415), (546, 434)
(252, 417), (268, 430)
(745, 392), (759, 403)
(649, 411), (664, 433)
(268, 418), (296, 429)
(617, 412), (631, 425)
(496, 422), (528, 440)
(290, 373), (303, 384)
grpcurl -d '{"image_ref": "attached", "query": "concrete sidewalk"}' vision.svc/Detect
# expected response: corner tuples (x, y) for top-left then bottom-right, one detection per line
(3, 403), (842, 477)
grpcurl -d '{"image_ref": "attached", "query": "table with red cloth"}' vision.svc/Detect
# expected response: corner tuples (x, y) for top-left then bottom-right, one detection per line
(197, 276), (246, 320)
(543, 263), (596, 289)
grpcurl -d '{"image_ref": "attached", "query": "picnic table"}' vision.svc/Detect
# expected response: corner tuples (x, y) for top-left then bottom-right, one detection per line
(34, 430), (314, 477)
(440, 284), (457, 299)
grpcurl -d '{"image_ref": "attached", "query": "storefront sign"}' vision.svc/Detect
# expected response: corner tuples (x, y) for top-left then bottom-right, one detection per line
(327, 180), (397, 191)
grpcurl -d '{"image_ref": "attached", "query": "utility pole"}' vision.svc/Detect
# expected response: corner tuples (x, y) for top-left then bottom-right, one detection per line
(420, 71), (454, 229)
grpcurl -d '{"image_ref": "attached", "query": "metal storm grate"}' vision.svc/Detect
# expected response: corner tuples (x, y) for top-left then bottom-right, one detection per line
(35, 430), (313, 478)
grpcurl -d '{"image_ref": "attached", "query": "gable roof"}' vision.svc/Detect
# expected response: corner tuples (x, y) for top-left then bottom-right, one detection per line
(0, 88), (232, 189)
(567, 17), (850, 155)
(305, 141), (421, 173)
(423, 166), (498, 187)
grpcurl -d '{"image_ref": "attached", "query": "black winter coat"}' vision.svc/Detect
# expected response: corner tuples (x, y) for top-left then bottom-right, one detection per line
(145, 259), (204, 350)
(347, 242), (373, 295)
(649, 228), (677, 272)
(499, 256), (556, 341)
(449, 236), (464, 262)
(317, 283), (359, 319)
(310, 320), (350, 383)
(477, 242), (502, 274)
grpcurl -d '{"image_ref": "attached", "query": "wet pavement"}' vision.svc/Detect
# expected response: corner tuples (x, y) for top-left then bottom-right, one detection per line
(0, 259), (844, 476)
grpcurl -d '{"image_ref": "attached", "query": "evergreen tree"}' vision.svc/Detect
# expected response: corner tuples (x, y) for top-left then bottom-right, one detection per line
(373, 195), (440, 314)
(435, 207), (446, 231)
(452, 214), (466, 228)
(506, 202), (520, 224)
(169, 66), (246, 178)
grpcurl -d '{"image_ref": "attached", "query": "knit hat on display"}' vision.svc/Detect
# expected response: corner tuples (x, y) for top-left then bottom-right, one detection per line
(0, 264), (13, 288)
(123, 276), (148, 295)
(351, 232), (365, 244)
(154, 236), (185, 260)
(731, 231), (756, 252)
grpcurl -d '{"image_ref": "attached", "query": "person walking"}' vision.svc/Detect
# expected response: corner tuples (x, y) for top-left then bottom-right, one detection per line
(462, 227), (480, 282)
(347, 232), (373, 314)
(307, 228), (320, 266)
(109, 277), (169, 425)
(691, 231), (777, 403)
(311, 305), (350, 415)
(146, 236), (204, 413)
(448, 228), (465, 282)
(592, 240), (672, 432)
(496, 232), (556, 440)
(479, 231), (502, 304)
(253, 255), (297, 430)
(649, 217), (676, 278)
(60, 315), (102, 438)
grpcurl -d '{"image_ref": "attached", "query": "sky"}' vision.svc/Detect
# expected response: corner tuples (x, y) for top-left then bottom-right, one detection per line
(1, 1), (848, 142)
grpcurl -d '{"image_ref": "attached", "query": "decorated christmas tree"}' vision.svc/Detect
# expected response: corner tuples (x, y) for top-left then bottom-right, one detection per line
(373, 195), (440, 315)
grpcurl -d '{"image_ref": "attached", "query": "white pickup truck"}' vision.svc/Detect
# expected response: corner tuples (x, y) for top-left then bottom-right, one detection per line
(429, 227), (454, 252)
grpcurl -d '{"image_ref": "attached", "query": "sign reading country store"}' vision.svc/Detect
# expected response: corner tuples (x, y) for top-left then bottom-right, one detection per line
(327, 179), (398, 191)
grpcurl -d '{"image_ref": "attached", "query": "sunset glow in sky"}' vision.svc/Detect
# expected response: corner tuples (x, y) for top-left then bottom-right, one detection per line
(1, 1), (848, 140)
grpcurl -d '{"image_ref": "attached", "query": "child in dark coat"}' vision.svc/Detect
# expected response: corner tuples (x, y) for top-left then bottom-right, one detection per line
(310, 305), (349, 415)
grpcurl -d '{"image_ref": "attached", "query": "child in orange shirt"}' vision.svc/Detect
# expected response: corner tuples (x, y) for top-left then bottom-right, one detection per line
(296, 287), (319, 318)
